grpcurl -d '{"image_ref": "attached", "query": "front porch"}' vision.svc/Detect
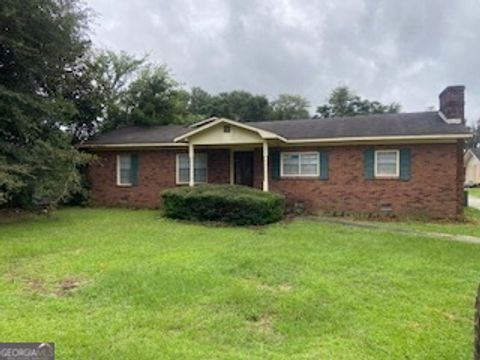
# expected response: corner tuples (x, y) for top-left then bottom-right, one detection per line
(181, 145), (270, 191)
(175, 118), (281, 192)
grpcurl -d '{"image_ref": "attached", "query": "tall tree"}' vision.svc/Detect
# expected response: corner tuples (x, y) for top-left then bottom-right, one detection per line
(218, 90), (271, 122)
(188, 87), (213, 118)
(89, 50), (145, 132)
(62, 58), (104, 142)
(186, 88), (272, 122)
(316, 86), (401, 118)
(271, 94), (310, 120)
(467, 119), (480, 149)
(205, 90), (271, 122)
(0, 0), (91, 207)
(121, 65), (190, 127)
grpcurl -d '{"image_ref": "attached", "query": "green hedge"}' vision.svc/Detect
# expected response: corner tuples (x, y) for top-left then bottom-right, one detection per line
(161, 184), (285, 225)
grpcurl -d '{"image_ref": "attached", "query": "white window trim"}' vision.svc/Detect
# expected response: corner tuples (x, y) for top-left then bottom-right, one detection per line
(280, 152), (319, 178)
(116, 154), (132, 186)
(176, 153), (208, 185)
(374, 149), (400, 178)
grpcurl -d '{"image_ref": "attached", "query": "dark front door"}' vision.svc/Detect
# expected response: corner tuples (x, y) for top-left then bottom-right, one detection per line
(234, 151), (254, 187)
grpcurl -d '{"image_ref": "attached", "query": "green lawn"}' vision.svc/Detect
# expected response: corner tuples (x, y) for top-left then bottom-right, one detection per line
(360, 207), (480, 238)
(469, 188), (480, 198)
(1, 208), (480, 359)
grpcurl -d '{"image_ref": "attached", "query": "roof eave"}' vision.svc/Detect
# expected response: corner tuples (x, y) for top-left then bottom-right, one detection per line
(283, 133), (472, 144)
(80, 132), (472, 149)
(79, 142), (188, 149)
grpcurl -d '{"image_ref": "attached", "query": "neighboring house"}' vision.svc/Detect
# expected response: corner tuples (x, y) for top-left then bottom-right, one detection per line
(465, 148), (480, 186)
(82, 86), (471, 218)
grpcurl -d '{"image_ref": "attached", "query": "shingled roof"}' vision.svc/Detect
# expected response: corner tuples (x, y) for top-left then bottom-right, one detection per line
(470, 148), (480, 160)
(83, 111), (471, 147)
(84, 124), (188, 145)
(252, 111), (469, 139)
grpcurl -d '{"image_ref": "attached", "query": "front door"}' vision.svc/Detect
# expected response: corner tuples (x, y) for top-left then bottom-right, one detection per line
(234, 151), (254, 187)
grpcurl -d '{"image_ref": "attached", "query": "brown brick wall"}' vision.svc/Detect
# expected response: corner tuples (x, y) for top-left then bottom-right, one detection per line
(256, 142), (464, 218)
(87, 142), (464, 218)
(87, 148), (230, 208)
(455, 140), (466, 214)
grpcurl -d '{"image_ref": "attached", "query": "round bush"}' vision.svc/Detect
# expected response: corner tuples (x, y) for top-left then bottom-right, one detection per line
(161, 184), (285, 225)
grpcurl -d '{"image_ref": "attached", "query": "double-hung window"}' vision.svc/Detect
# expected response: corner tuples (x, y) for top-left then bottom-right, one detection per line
(280, 152), (319, 177)
(117, 154), (138, 186)
(176, 153), (208, 184)
(374, 150), (399, 178)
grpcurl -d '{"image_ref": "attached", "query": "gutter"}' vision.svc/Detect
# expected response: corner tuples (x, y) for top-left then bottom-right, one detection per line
(283, 133), (472, 144)
(79, 142), (188, 149)
(79, 133), (472, 149)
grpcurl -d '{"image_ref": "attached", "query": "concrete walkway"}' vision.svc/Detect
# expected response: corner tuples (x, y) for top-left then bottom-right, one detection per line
(469, 196), (480, 210)
(310, 216), (480, 245)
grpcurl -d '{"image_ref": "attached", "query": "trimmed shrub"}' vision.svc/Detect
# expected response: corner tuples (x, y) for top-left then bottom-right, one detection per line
(161, 184), (285, 225)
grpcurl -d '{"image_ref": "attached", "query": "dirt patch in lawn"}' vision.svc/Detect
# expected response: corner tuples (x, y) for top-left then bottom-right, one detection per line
(26, 278), (46, 293)
(243, 278), (293, 293)
(257, 282), (292, 293)
(247, 313), (274, 334)
(54, 277), (85, 297)
(24, 276), (90, 297)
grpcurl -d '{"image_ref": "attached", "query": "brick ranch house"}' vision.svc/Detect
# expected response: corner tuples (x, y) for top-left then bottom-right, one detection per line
(82, 86), (471, 218)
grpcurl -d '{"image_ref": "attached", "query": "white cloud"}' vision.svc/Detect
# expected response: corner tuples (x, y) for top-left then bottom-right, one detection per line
(86, 0), (480, 123)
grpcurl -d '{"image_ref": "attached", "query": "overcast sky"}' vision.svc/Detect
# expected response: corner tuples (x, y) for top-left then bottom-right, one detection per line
(86, 0), (480, 124)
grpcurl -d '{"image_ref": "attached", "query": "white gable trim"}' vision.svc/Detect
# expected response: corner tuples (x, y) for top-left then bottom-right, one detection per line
(174, 118), (287, 143)
(465, 149), (480, 162)
(188, 117), (219, 128)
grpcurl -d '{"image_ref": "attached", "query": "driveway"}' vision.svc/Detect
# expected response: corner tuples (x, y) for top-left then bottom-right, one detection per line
(470, 195), (480, 210)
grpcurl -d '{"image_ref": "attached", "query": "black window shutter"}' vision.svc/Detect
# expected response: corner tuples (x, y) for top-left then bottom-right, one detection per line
(130, 154), (139, 186)
(271, 150), (280, 180)
(364, 148), (375, 180)
(319, 151), (329, 180)
(399, 148), (411, 181)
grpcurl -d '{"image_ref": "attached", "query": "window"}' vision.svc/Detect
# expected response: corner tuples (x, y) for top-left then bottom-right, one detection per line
(176, 153), (208, 184)
(375, 150), (399, 178)
(280, 152), (319, 177)
(117, 154), (135, 186)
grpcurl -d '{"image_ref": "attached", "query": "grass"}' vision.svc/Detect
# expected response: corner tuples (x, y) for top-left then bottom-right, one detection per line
(370, 207), (480, 238)
(1, 208), (480, 359)
(469, 188), (480, 198)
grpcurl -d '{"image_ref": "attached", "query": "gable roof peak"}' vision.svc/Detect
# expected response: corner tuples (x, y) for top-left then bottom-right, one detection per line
(188, 117), (219, 128)
(174, 117), (286, 143)
(470, 147), (480, 160)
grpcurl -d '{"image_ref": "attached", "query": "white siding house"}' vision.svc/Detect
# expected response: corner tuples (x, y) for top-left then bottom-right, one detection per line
(465, 148), (480, 186)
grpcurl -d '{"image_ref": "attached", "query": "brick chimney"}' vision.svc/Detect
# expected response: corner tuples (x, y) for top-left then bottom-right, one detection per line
(439, 85), (465, 124)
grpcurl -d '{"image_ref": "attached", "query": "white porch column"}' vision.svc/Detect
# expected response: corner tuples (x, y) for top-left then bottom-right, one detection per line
(189, 143), (195, 187)
(262, 140), (269, 192)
